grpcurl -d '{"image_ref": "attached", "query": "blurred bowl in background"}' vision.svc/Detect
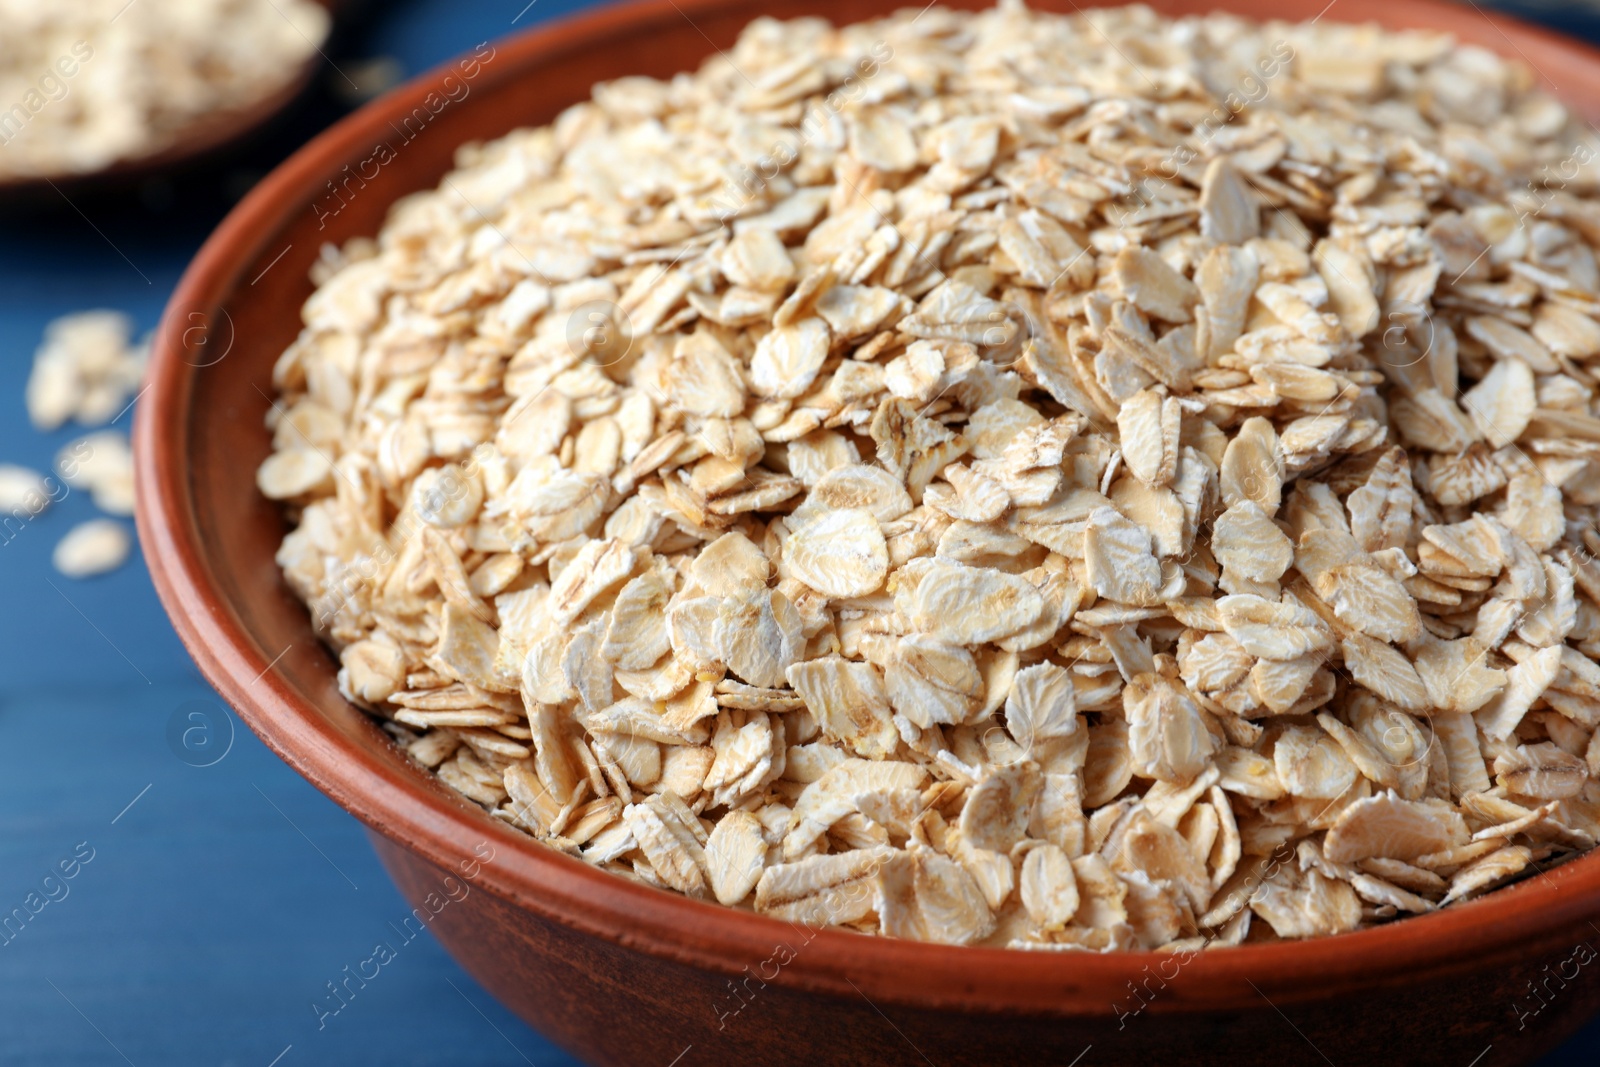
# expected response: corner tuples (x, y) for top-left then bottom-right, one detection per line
(0, 0), (347, 201)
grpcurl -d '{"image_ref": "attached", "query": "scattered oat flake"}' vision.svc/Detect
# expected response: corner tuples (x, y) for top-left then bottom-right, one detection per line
(0, 464), (52, 513)
(52, 519), (131, 578)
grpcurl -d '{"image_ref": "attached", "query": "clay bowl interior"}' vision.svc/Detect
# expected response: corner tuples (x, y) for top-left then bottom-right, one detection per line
(136, 1), (1600, 1064)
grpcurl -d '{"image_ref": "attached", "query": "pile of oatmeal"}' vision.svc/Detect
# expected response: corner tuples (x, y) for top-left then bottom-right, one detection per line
(0, 0), (330, 180)
(261, 3), (1600, 950)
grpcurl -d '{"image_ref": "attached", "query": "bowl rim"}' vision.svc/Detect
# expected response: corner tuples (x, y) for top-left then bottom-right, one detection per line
(136, 0), (1600, 1016)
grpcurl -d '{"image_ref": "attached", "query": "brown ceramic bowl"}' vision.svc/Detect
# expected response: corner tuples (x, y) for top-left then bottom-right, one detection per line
(136, 1), (1600, 1064)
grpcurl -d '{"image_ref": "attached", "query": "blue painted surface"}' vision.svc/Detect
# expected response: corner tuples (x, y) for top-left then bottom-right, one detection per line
(0, 1), (1596, 1063)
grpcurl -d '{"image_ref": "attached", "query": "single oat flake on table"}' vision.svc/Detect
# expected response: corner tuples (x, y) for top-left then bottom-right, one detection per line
(262, 2), (1600, 950)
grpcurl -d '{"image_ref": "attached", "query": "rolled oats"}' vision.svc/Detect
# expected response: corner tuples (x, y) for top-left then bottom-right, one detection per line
(264, 3), (1600, 951)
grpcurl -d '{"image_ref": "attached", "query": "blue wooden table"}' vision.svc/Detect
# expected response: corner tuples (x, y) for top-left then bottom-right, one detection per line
(1, 2), (1597, 1064)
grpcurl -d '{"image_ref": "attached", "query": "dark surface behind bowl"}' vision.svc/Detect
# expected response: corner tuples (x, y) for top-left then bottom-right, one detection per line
(135, 1), (1600, 1064)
